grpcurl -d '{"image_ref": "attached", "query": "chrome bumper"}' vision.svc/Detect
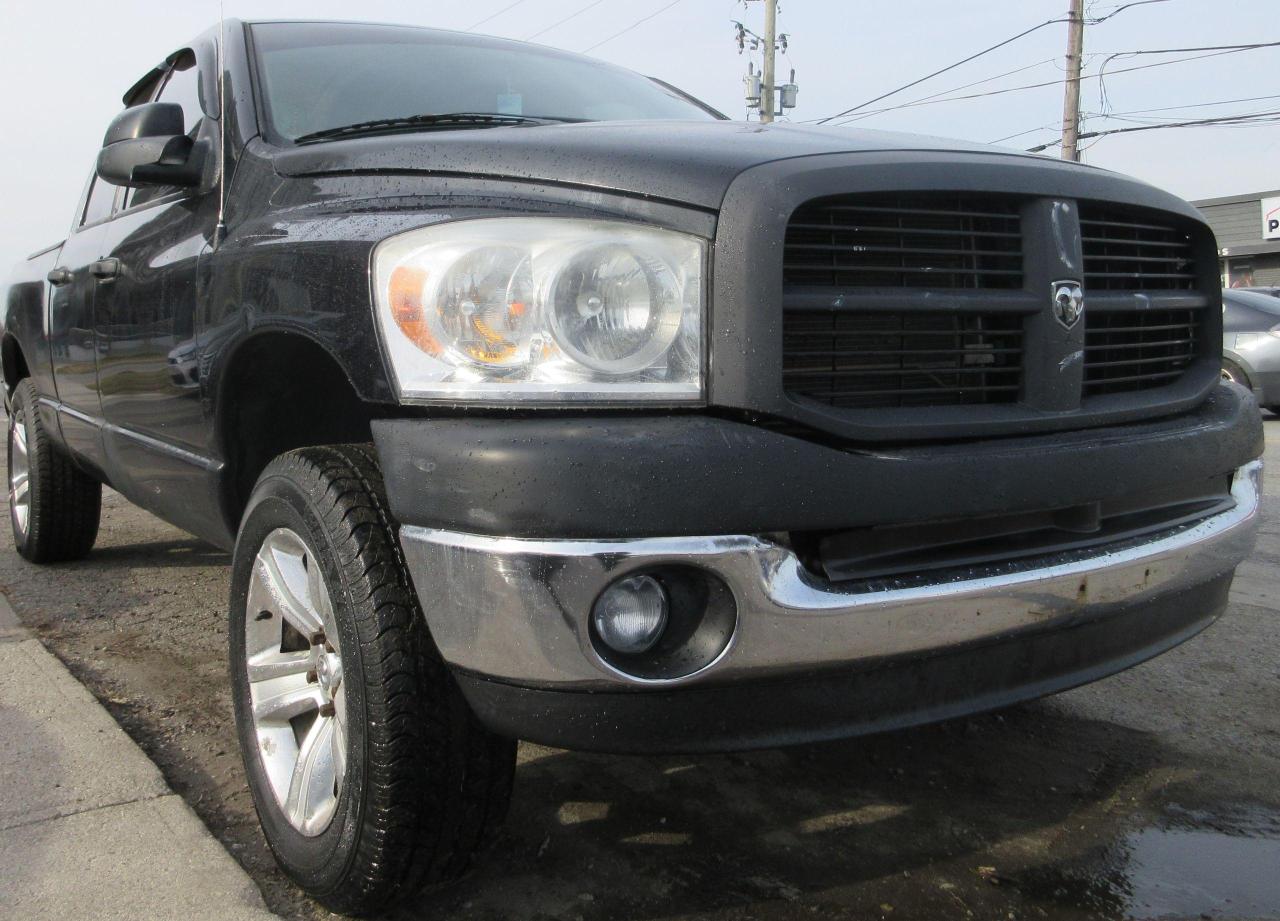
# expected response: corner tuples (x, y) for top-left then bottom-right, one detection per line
(398, 461), (1262, 690)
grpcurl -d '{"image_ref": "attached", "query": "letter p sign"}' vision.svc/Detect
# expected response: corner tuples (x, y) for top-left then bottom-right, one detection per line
(1264, 198), (1280, 241)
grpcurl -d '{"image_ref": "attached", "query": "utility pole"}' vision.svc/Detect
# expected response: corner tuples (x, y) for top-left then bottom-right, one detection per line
(760, 0), (778, 123)
(1060, 0), (1085, 160)
(735, 1), (795, 121)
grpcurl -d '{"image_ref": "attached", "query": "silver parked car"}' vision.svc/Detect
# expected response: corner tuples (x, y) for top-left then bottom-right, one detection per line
(1223, 288), (1280, 413)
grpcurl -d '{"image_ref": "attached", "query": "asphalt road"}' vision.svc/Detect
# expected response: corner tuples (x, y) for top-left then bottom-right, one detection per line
(2, 415), (1278, 921)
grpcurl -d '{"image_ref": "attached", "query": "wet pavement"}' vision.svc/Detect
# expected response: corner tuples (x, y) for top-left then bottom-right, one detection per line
(1, 414), (1277, 921)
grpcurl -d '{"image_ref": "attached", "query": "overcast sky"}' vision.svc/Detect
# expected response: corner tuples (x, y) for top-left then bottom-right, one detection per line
(2, 0), (1277, 274)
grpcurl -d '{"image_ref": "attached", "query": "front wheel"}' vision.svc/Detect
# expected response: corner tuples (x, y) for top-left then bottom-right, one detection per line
(1221, 360), (1251, 391)
(229, 445), (515, 916)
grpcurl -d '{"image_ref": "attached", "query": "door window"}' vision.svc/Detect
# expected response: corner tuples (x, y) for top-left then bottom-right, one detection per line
(129, 52), (205, 208)
(80, 174), (116, 227)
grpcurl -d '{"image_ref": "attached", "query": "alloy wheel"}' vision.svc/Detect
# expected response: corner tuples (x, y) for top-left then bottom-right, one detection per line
(244, 527), (347, 836)
(9, 408), (30, 538)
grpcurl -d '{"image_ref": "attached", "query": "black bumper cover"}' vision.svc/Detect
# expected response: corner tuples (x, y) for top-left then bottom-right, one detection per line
(372, 385), (1262, 539)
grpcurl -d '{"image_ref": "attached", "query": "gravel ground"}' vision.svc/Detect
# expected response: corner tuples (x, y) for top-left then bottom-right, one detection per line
(2, 415), (1278, 921)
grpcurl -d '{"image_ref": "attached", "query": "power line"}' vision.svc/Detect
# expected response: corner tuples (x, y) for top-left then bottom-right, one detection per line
(989, 123), (1063, 144)
(814, 0), (1173, 126)
(994, 93), (1280, 144)
(525, 0), (609, 41)
(805, 57), (1058, 125)
(467, 0), (530, 32)
(1097, 41), (1279, 115)
(829, 42), (1280, 125)
(581, 0), (685, 53)
(1095, 92), (1280, 117)
(1027, 109), (1280, 152)
(1088, 0), (1173, 22)
(814, 17), (1070, 124)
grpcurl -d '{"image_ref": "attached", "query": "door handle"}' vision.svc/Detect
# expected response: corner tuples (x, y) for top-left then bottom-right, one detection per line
(46, 267), (73, 286)
(90, 258), (121, 281)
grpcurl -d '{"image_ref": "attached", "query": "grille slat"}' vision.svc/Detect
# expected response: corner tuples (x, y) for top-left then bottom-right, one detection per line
(1083, 308), (1201, 396)
(781, 195), (1208, 415)
(1080, 203), (1198, 292)
(784, 192), (1024, 291)
(783, 312), (1025, 409)
(1078, 202), (1204, 397)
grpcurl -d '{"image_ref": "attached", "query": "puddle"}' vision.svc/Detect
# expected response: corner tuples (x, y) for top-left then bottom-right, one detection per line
(1120, 826), (1280, 919)
(1021, 806), (1280, 919)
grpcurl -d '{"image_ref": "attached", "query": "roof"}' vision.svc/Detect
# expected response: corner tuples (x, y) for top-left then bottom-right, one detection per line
(1192, 189), (1280, 208)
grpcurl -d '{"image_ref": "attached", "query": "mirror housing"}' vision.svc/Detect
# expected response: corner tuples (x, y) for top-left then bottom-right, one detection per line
(96, 102), (204, 188)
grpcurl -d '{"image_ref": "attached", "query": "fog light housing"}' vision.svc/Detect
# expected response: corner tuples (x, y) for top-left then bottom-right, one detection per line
(592, 574), (669, 655)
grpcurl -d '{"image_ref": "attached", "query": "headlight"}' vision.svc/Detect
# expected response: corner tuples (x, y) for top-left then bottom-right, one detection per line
(373, 218), (705, 402)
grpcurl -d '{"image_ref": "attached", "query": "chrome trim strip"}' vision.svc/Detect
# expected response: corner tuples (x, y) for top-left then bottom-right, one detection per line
(105, 422), (222, 473)
(399, 461), (1262, 689)
(40, 396), (221, 472)
(41, 397), (101, 428)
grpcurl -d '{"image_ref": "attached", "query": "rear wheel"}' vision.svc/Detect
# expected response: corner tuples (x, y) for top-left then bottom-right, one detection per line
(7, 379), (101, 562)
(229, 445), (515, 915)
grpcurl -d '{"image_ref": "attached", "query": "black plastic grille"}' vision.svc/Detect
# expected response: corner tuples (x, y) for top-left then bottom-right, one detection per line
(783, 312), (1024, 409)
(1080, 203), (1198, 291)
(784, 193), (1024, 290)
(1083, 309), (1201, 396)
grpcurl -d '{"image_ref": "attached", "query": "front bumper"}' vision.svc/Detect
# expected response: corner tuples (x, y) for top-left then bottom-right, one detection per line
(398, 461), (1261, 752)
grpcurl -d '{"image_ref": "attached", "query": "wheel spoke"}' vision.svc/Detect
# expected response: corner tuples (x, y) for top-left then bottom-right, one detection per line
(284, 715), (338, 832)
(252, 675), (322, 724)
(255, 546), (324, 637)
(247, 649), (312, 683)
(307, 555), (335, 635)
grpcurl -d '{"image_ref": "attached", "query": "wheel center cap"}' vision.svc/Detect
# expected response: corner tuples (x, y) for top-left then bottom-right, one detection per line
(315, 651), (340, 696)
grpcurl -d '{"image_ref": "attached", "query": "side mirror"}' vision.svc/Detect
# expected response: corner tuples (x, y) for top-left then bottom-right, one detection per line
(96, 102), (204, 188)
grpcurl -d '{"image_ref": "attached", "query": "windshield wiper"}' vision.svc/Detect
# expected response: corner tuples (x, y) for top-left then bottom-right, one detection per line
(294, 112), (581, 144)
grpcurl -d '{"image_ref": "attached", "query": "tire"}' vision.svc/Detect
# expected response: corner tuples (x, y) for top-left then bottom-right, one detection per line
(228, 445), (515, 916)
(7, 379), (101, 562)
(1221, 360), (1251, 390)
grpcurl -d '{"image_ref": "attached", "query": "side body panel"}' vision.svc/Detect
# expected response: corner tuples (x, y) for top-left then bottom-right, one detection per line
(47, 223), (111, 475)
(95, 192), (223, 541)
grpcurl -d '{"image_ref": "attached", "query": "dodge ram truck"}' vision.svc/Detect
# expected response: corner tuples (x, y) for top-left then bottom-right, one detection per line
(1, 19), (1264, 915)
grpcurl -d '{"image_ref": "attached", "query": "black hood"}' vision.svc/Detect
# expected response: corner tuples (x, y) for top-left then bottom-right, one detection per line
(270, 119), (1061, 211)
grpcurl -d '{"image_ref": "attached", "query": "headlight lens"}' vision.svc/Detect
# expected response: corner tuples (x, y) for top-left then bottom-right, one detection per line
(373, 218), (705, 402)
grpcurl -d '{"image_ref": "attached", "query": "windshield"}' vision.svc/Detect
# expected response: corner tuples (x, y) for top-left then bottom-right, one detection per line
(250, 22), (720, 144)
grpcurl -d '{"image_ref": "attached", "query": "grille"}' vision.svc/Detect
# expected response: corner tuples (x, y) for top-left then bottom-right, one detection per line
(1083, 309), (1202, 396)
(783, 312), (1024, 409)
(1080, 203), (1198, 291)
(784, 193), (1024, 290)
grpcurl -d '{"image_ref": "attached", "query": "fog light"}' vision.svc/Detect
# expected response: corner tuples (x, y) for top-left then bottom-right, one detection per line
(592, 574), (668, 655)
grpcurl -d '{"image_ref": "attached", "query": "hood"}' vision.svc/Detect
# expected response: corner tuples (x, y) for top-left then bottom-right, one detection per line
(270, 119), (1053, 211)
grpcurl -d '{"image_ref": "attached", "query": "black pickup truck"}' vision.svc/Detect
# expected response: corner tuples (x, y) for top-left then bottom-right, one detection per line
(2, 18), (1264, 915)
